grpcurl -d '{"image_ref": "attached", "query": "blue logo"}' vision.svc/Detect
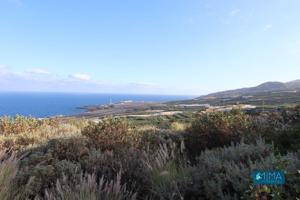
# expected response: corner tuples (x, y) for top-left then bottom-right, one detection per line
(252, 170), (285, 185)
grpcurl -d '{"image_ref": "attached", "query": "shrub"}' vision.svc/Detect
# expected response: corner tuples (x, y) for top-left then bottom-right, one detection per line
(81, 148), (151, 196)
(144, 143), (191, 200)
(271, 124), (300, 153)
(0, 122), (81, 151)
(184, 139), (300, 199)
(248, 108), (300, 153)
(10, 137), (149, 199)
(11, 138), (86, 199)
(0, 150), (18, 200)
(138, 128), (184, 153)
(0, 116), (60, 136)
(40, 172), (137, 200)
(0, 115), (41, 135)
(82, 118), (135, 150)
(170, 122), (186, 132)
(249, 112), (287, 139)
(281, 105), (300, 124)
(184, 110), (250, 159)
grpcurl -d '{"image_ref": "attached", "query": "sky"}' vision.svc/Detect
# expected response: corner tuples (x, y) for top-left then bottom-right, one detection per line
(0, 0), (299, 95)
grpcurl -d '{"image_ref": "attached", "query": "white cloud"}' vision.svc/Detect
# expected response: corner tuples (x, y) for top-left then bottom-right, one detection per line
(0, 65), (11, 75)
(131, 81), (155, 86)
(70, 73), (91, 81)
(26, 68), (51, 75)
(0, 64), (8, 70)
(0, 66), (188, 94)
(229, 9), (240, 17)
(263, 24), (273, 32)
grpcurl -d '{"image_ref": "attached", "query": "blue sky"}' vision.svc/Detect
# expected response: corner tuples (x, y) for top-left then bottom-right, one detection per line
(0, 0), (299, 95)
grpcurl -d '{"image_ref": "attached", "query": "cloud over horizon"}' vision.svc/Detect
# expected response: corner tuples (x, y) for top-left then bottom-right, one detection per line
(70, 73), (91, 81)
(0, 65), (189, 94)
(26, 68), (51, 75)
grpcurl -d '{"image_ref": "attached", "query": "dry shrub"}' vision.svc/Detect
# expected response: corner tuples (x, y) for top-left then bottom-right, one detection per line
(170, 122), (187, 132)
(0, 115), (40, 135)
(82, 118), (137, 150)
(0, 116), (60, 135)
(62, 117), (89, 130)
(41, 172), (137, 200)
(0, 122), (81, 150)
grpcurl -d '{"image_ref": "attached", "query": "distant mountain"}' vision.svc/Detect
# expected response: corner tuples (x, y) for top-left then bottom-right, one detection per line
(169, 79), (300, 106)
(196, 80), (300, 100)
(286, 79), (300, 89)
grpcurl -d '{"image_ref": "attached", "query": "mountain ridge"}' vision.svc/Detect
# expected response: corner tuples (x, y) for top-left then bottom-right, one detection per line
(196, 79), (300, 100)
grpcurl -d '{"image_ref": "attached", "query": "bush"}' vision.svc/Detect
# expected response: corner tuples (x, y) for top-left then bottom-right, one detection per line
(170, 122), (186, 132)
(0, 116), (59, 135)
(0, 115), (40, 135)
(10, 137), (149, 199)
(144, 143), (192, 200)
(0, 150), (18, 200)
(271, 124), (300, 154)
(41, 172), (137, 200)
(138, 128), (184, 153)
(82, 118), (136, 150)
(81, 148), (151, 196)
(11, 138), (87, 198)
(184, 139), (300, 199)
(249, 112), (287, 139)
(0, 123), (81, 151)
(281, 105), (300, 124)
(184, 110), (250, 159)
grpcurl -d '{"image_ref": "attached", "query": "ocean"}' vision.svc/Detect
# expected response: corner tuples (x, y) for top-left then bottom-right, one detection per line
(0, 92), (193, 118)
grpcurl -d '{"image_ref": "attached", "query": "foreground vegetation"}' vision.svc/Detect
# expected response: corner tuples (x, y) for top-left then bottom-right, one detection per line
(0, 106), (300, 199)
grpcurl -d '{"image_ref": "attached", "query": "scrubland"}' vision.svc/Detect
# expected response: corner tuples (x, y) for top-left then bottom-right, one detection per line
(0, 106), (300, 199)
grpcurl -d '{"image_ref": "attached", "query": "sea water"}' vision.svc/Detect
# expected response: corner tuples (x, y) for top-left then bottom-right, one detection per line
(0, 92), (193, 117)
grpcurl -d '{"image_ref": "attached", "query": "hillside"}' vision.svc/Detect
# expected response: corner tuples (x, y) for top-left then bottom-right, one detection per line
(198, 80), (300, 99)
(170, 79), (300, 106)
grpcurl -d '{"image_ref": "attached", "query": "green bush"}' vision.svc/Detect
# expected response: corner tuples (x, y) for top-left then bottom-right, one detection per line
(189, 139), (300, 199)
(144, 143), (192, 200)
(271, 124), (300, 154)
(184, 110), (250, 159)
(10, 137), (149, 199)
(139, 128), (184, 152)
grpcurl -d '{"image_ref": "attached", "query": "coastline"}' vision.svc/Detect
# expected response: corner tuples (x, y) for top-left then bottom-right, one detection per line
(73, 101), (168, 118)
